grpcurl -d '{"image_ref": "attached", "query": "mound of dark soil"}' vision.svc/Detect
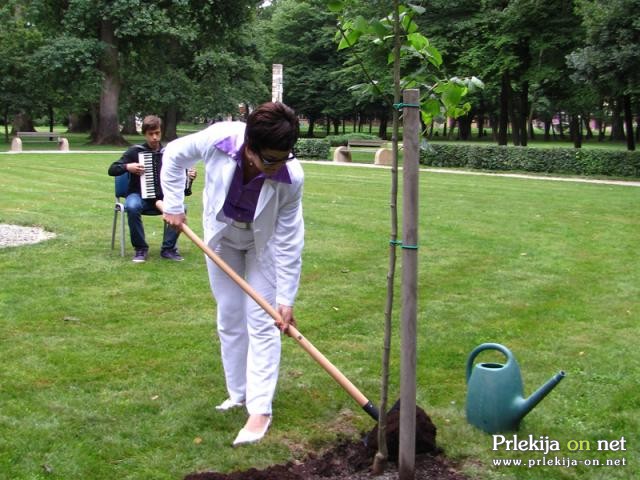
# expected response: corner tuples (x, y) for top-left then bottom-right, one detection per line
(184, 406), (470, 480)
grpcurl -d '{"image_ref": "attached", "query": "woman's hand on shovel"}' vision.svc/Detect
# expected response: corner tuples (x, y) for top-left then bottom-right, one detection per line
(156, 200), (186, 231)
(163, 212), (187, 231)
(276, 305), (296, 336)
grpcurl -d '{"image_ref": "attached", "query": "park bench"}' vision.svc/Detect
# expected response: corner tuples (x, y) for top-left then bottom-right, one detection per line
(11, 131), (69, 152)
(333, 137), (391, 165)
(347, 138), (386, 149)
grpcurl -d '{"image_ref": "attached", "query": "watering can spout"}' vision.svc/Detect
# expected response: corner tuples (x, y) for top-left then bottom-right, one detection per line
(519, 371), (566, 419)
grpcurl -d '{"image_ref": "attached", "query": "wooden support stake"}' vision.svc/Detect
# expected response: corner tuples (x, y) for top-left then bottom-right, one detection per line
(399, 88), (420, 480)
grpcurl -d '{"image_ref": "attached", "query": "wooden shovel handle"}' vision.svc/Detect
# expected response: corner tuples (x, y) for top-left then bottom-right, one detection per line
(158, 201), (378, 419)
(181, 223), (375, 408)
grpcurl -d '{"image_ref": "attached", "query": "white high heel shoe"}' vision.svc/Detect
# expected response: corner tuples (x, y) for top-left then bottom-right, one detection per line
(232, 416), (272, 447)
(215, 398), (245, 411)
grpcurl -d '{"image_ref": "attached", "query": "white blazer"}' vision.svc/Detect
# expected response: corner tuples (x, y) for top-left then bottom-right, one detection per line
(160, 122), (304, 306)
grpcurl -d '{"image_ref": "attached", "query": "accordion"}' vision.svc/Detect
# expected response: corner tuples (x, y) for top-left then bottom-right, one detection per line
(139, 151), (162, 200)
(138, 151), (193, 200)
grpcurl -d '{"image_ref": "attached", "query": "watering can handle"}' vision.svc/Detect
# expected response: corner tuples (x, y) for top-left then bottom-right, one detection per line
(465, 343), (514, 383)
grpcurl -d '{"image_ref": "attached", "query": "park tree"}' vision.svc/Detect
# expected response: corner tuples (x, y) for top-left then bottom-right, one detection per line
(568, 0), (640, 150)
(418, 1), (586, 146)
(0, 1), (44, 137)
(33, 0), (261, 145)
(262, 0), (352, 137)
(29, 35), (102, 135)
(190, 23), (269, 124)
(331, 2), (479, 477)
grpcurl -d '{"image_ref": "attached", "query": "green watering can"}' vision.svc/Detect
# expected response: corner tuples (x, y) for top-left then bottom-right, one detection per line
(466, 343), (565, 434)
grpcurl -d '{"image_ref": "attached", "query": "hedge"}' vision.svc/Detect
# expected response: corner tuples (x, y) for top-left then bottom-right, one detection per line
(420, 144), (640, 178)
(295, 138), (331, 160)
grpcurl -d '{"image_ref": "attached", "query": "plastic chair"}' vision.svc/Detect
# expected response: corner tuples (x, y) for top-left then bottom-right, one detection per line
(111, 173), (130, 256)
(111, 172), (164, 256)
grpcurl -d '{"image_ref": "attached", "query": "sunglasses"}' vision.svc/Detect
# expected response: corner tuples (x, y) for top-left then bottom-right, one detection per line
(259, 149), (295, 166)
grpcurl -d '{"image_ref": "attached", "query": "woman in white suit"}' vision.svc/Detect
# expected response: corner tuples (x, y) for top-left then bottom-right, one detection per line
(160, 102), (303, 446)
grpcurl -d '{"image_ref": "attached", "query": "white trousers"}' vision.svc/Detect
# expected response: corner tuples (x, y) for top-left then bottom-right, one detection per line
(206, 225), (281, 415)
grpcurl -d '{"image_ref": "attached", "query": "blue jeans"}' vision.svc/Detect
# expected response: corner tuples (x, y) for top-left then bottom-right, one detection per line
(125, 193), (180, 251)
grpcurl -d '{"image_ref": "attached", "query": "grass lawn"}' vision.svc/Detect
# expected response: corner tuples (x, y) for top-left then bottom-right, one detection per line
(0, 153), (638, 479)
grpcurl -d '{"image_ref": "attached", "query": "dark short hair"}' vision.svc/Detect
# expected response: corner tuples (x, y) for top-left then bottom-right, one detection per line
(141, 115), (162, 134)
(245, 102), (299, 152)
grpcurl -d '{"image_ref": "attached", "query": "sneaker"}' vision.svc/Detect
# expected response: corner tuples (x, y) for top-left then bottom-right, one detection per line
(215, 398), (245, 411)
(161, 248), (184, 261)
(132, 248), (148, 263)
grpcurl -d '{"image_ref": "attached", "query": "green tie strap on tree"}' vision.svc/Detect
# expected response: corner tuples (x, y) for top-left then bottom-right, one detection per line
(393, 102), (421, 110)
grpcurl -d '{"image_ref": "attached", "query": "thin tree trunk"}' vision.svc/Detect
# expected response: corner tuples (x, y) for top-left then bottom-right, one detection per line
(3, 108), (9, 143)
(372, 2), (401, 475)
(544, 119), (551, 141)
(623, 94), (635, 151)
(570, 114), (582, 148)
(48, 105), (54, 133)
(583, 115), (593, 139)
(610, 98), (625, 141)
(477, 105), (485, 139)
(557, 112), (566, 139)
(509, 85), (520, 146)
(520, 81), (528, 146)
(498, 72), (509, 146)
(378, 109), (388, 140)
(308, 116), (315, 138)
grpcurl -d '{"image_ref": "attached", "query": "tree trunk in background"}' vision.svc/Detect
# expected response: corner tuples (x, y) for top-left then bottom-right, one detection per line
(68, 112), (92, 133)
(94, 18), (127, 145)
(333, 118), (340, 135)
(458, 113), (472, 140)
(557, 112), (566, 139)
(307, 116), (315, 138)
(519, 81), (528, 146)
(163, 104), (179, 141)
(610, 98), (625, 141)
(489, 114), (498, 141)
(498, 72), (509, 145)
(528, 119), (535, 140)
(11, 113), (35, 134)
(378, 109), (388, 140)
(3, 108), (9, 142)
(509, 83), (520, 146)
(48, 105), (54, 133)
(570, 114), (582, 148)
(623, 94), (635, 151)
(583, 115), (593, 139)
(121, 114), (138, 135)
(476, 100), (485, 138)
(544, 119), (551, 141)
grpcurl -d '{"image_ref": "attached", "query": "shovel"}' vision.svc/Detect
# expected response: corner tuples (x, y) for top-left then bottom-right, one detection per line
(157, 202), (380, 421)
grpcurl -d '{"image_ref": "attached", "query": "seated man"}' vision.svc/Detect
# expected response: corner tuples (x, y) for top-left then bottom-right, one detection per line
(108, 115), (196, 263)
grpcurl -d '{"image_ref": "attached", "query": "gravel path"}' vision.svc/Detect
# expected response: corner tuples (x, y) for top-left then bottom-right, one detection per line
(0, 224), (56, 248)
